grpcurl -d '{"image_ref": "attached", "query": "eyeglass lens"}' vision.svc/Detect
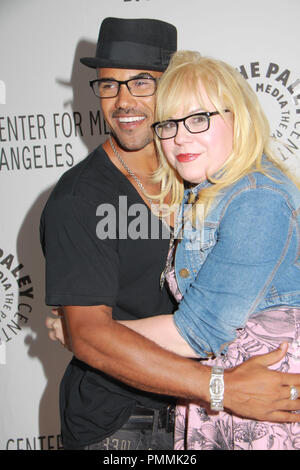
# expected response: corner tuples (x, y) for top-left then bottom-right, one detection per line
(92, 78), (156, 98)
(156, 114), (209, 139)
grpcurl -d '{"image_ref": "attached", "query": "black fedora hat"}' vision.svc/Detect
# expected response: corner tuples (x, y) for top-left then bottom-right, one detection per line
(80, 17), (177, 72)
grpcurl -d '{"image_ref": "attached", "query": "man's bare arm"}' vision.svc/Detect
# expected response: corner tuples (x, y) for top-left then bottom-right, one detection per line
(59, 304), (300, 423)
(64, 304), (206, 399)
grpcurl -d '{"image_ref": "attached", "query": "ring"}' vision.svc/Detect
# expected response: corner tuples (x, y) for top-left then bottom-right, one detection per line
(290, 385), (299, 400)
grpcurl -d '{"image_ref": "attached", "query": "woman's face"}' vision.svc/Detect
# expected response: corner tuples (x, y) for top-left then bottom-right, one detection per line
(161, 82), (234, 184)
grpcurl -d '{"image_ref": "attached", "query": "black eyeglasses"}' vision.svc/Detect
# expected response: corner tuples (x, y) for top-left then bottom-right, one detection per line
(152, 110), (230, 140)
(89, 76), (157, 98)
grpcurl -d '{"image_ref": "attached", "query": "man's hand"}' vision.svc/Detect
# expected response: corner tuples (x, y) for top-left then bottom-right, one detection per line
(45, 309), (72, 351)
(224, 343), (300, 422)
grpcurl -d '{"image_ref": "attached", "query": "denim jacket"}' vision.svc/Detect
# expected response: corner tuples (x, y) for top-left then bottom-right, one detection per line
(173, 161), (300, 357)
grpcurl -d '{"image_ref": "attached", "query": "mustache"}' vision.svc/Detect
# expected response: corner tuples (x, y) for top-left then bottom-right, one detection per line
(112, 108), (147, 118)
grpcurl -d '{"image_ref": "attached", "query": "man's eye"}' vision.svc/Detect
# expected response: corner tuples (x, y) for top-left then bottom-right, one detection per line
(132, 79), (149, 87)
(100, 82), (117, 89)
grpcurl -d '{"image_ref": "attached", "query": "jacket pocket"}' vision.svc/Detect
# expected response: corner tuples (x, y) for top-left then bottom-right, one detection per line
(184, 223), (217, 264)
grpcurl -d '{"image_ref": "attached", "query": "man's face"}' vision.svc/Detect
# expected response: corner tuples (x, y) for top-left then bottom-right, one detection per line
(98, 68), (162, 151)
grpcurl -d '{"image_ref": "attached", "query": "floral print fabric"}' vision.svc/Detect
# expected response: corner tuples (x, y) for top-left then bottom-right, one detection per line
(174, 308), (300, 450)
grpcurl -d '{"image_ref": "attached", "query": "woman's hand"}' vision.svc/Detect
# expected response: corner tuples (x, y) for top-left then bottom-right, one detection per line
(45, 308), (72, 351)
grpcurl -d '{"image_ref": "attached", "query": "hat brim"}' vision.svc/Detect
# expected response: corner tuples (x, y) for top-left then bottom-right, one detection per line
(80, 56), (167, 72)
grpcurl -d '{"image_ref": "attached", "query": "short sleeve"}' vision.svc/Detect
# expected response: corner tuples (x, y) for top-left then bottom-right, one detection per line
(40, 195), (119, 307)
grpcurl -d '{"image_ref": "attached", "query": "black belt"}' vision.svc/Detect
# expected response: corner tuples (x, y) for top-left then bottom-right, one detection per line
(122, 405), (175, 433)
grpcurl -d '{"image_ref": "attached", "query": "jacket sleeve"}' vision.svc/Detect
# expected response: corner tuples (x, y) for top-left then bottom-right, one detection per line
(173, 188), (294, 357)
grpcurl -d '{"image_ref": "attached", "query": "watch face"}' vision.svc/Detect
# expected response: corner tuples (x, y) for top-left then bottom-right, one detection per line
(210, 377), (224, 395)
(210, 369), (224, 411)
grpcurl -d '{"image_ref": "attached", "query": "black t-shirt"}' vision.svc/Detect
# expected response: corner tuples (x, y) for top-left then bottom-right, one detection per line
(40, 145), (176, 449)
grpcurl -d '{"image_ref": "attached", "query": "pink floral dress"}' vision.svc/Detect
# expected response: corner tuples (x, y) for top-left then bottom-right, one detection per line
(166, 263), (300, 450)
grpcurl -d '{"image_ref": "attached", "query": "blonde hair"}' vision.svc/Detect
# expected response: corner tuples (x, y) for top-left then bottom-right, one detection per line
(152, 51), (296, 218)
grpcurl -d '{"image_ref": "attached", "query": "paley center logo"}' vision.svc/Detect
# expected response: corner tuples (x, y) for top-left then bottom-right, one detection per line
(238, 60), (300, 173)
(0, 247), (34, 364)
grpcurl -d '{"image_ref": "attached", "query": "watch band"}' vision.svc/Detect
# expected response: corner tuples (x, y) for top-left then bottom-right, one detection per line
(209, 366), (224, 411)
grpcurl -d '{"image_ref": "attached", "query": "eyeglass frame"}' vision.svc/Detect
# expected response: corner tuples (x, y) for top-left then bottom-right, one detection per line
(152, 110), (230, 140)
(89, 76), (158, 99)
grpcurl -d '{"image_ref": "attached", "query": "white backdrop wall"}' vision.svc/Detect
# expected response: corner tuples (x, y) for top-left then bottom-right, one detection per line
(0, 0), (299, 450)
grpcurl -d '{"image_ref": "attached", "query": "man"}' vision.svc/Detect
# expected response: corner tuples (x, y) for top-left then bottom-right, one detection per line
(42, 17), (300, 451)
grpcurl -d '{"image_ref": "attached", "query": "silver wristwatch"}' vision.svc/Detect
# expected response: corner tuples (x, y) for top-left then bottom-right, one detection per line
(209, 366), (224, 411)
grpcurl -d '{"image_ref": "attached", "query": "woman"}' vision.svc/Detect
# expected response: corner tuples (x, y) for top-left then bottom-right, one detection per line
(119, 51), (300, 450)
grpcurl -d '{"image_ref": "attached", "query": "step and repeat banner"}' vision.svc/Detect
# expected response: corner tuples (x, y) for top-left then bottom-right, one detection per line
(1, 0), (299, 450)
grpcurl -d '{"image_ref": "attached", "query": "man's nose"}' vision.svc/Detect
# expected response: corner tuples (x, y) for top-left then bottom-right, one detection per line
(114, 83), (137, 109)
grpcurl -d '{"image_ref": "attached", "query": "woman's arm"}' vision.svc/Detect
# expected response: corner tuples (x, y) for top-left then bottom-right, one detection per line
(122, 188), (292, 359)
(119, 315), (199, 358)
(46, 308), (199, 357)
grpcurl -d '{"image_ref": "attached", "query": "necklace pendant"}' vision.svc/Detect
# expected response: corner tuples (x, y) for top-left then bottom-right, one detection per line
(160, 269), (166, 290)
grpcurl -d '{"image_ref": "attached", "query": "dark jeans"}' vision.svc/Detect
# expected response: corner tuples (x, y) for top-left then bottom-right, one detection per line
(84, 405), (175, 450)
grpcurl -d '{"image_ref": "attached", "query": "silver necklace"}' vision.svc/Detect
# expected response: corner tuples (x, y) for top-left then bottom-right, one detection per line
(109, 134), (181, 289)
(109, 134), (154, 206)
(109, 133), (174, 229)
